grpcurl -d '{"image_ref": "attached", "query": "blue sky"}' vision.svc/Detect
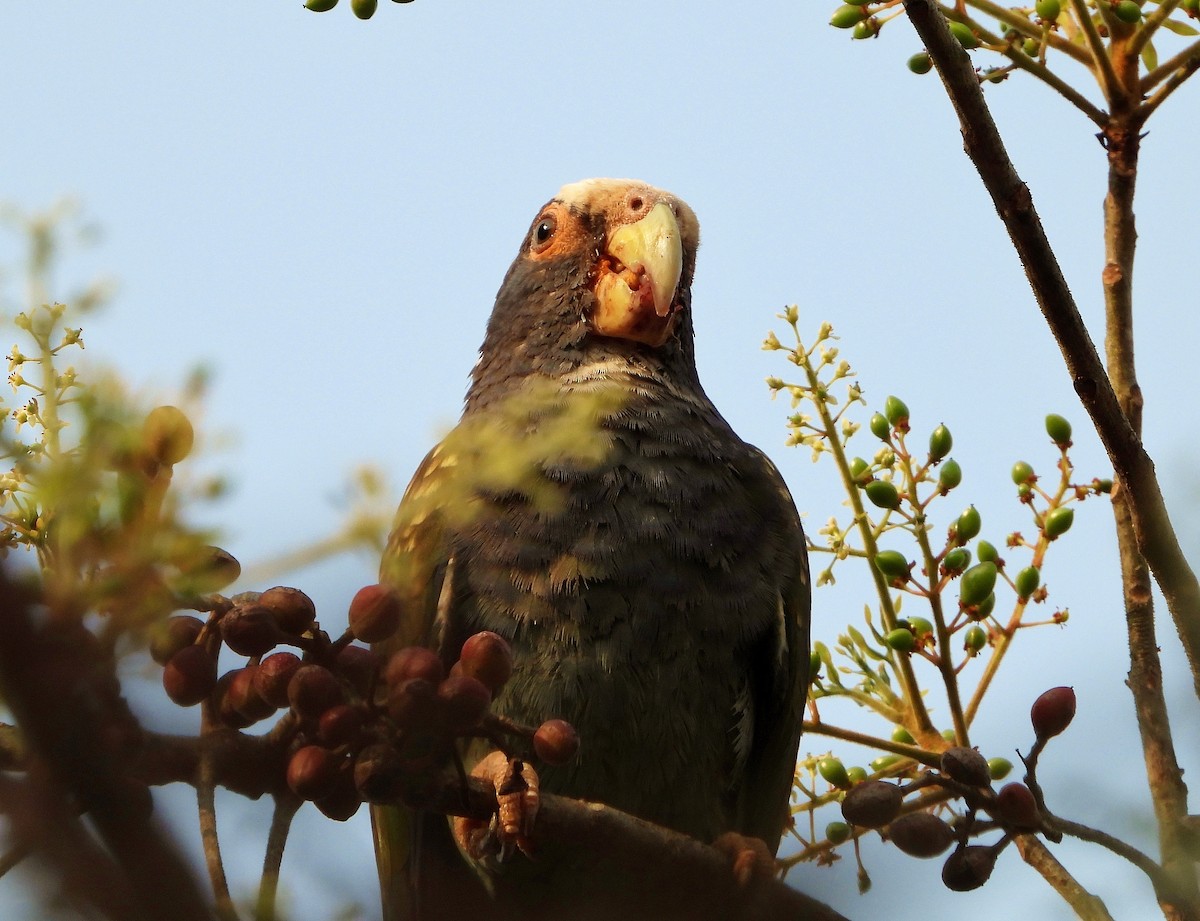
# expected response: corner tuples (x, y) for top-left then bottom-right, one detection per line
(2, 2), (1198, 919)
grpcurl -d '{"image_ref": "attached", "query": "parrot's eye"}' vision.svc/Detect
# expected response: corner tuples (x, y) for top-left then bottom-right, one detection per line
(531, 215), (557, 252)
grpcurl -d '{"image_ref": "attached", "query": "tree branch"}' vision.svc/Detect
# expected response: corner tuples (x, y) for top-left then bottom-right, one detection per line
(902, 0), (1200, 703)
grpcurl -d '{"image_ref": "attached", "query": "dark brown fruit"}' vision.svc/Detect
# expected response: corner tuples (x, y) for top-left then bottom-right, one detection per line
(149, 614), (204, 665)
(942, 845), (998, 891)
(387, 678), (440, 730)
(1031, 686), (1076, 739)
(383, 647), (444, 688)
(220, 603), (280, 657)
(162, 644), (216, 706)
(533, 719), (580, 766)
(259, 586), (317, 635)
(888, 812), (954, 858)
(940, 746), (992, 788)
(254, 651), (303, 708)
(318, 704), (364, 747)
(315, 771), (362, 821)
(354, 743), (406, 803)
(335, 644), (381, 698)
(841, 780), (903, 829)
(437, 675), (491, 731)
(348, 583), (403, 643)
(994, 782), (1040, 830)
(458, 631), (514, 693)
(214, 671), (254, 729)
(287, 745), (339, 800)
(287, 665), (344, 719)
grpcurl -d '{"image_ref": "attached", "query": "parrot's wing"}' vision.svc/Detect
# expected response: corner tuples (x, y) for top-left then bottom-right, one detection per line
(372, 440), (473, 921)
(736, 448), (811, 852)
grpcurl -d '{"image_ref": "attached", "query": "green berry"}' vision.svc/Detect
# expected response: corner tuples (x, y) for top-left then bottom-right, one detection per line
(1045, 413), (1072, 446)
(826, 821), (852, 844)
(810, 649), (822, 680)
(852, 20), (877, 39)
(964, 624), (987, 653)
(830, 4), (869, 28)
(943, 547), (971, 574)
(874, 550), (911, 580)
(1023, 38), (1040, 56)
(869, 754), (901, 773)
(907, 617), (934, 639)
(847, 766), (869, 784)
(988, 757), (1013, 780)
(1114, 0), (1141, 23)
(941, 728), (958, 743)
(305, 0), (339, 9)
(1044, 506), (1075, 538)
(1096, 478), (1114, 494)
(955, 506), (982, 543)
(907, 52), (933, 74)
(350, 0), (377, 17)
(865, 479), (901, 510)
(938, 458), (962, 491)
(819, 756), (852, 789)
(1015, 565), (1041, 599)
(849, 456), (870, 482)
(886, 628), (916, 653)
(869, 412), (890, 440)
(929, 424), (953, 461)
(948, 20), (980, 48)
(1035, 0), (1060, 20)
(1011, 461), (1035, 485)
(974, 592), (996, 620)
(884, 395), (910, 428)
(959, 561), (998, 607)
(976, 540), (999, 563)
(892, 726), (915, 744)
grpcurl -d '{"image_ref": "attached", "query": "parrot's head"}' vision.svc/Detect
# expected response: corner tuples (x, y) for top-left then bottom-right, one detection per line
(468, 179), (702, 406)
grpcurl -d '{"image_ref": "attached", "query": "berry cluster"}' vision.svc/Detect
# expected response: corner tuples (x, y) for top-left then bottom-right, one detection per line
(152, 579), (579, 820)
(834, 686), (1077, 891)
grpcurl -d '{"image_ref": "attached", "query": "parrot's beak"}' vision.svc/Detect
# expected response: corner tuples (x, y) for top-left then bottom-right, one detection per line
(590, 201), (684, 347)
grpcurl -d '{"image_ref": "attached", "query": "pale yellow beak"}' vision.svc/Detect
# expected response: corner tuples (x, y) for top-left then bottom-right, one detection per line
(591, 201), (684, 347)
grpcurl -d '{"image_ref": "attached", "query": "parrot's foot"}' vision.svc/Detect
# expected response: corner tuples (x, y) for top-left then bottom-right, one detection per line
(453, 751), (540, 862)
(712, 832), (777, 887)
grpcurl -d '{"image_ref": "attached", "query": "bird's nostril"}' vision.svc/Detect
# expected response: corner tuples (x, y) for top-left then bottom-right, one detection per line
(629, 196), (644, 212)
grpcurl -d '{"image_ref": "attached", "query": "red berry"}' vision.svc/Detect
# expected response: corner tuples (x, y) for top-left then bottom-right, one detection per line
(335, 644), (380, 698)
(348, 584), (403, 643)
(315, 772), (362, 821)
(149, 615), (204, 665)
(994, 782), (1040, 830)
(387, 678), (440, 730)
(258, 586), (317, 635)
(162, 645), (216, 706)
(287, 745), (339, 800)
(436, 676), (491, 731)
(383, 647), (444, 688)
(220, 603), (280, 657)
(254, 651), (302, 708)
(458, 631), (513, 693)
(533, 719), (579, 766)
(224, 666), (276, 722)
(318, 704), (364, 747)
(287, 665), (344, 719)
(1031, 686), (1076, 739)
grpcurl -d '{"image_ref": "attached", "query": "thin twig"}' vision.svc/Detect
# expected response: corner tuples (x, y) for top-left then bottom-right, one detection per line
(1139, 37), (1200, 94)
(1067, 0), (1123, 104)
(255, 795), (301, 921)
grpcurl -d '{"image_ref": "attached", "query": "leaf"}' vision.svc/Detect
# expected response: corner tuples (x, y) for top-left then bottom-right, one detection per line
(1141, 38), (1158, 73)
(1159, 16), (1199, 36)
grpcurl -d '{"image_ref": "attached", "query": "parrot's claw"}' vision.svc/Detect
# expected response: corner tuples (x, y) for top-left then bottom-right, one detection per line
(712, 831), (777, 887)
(453, 751), (540, 862)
